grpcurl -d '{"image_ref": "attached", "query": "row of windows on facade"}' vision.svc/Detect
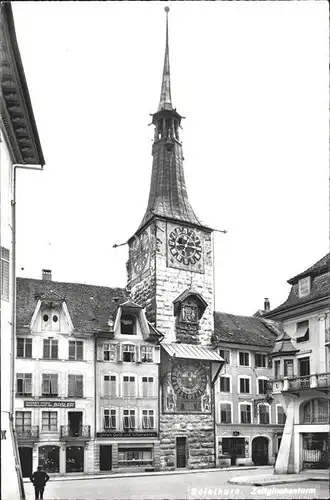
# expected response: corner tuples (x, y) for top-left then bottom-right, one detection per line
(220, 350), (269, 368)
(274, 356), (310, 380)
(16, 373), (156, 398)
(17, 338), (156, 363)
(15, 409), (155, 431)
(219, 402), (286, 425)
(219, 376), (270, 395)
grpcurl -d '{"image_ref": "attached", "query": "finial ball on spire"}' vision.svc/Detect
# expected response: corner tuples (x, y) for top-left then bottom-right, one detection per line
(165, 6), (170, 13)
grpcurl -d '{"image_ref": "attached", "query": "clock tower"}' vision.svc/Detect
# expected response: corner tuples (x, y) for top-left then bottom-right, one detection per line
(126, 8), (223, 471)
(127, 7), (214, 346)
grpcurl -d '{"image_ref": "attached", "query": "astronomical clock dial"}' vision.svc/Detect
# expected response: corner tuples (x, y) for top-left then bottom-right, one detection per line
(168, 226), (202, 266)
(171, 361), (207, 399)
(132, 230), (150, 275)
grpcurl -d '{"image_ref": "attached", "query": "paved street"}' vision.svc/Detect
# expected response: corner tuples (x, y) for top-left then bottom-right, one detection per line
(23, 468), (329, 500)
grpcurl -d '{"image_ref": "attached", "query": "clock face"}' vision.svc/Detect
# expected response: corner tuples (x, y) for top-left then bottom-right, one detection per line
(171, 361), (207, 399)
(168, 227), (202, 266)
(132, 231), (149, 274)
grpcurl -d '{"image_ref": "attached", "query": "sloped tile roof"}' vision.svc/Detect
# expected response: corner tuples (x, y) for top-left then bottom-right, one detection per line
(287, 253), (330, 284)
(266, 258), (330, 316)
(16, 277), (127, 333)
(213, 312), (278, 347)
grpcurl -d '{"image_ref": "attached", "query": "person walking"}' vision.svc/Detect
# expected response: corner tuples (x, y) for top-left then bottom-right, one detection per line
(30, 465), (49, 499)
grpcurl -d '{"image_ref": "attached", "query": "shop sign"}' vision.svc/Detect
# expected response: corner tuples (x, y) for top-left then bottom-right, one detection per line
(96, 431), (158, 438)
(24, 401), (76, 408)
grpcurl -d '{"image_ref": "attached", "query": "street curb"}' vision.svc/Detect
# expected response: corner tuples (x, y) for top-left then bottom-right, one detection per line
(23, 465), (264, 483)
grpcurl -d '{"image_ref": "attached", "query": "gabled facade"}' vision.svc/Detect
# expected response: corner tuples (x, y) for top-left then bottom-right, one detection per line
(126, 8), (224, 471)
(265, 253), (330, 473)
(95, 301), (162, 472)
(1, 3), (45, 498)
(212, 313), (285, 467)
(15, 273), (126, 477)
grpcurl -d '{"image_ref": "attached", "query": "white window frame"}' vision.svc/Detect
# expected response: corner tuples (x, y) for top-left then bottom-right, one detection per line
(67, 373), (84, 398)
(141, 409), (155, 429)
(122, 343), (136, 363)
(298, 276), (311, 298)
(219, 401), (233, 424)
(16, 373), (32, 396)
(103, 372), (118, 397)
(121, 407), (136, 430)
(15, 411), (32, 430)
(219, 348), (231, 364)
(16, 337), (33, 359)
(283, 358), (295, 377)
(219, 374), (231, 393)
(141, 376), (155, 398)
(102, 407), (117, 430)
(41, 410), (58, 431)
(254, 353), (267, 368)
(238, 375), (252, 394)
(68, 340), (84, 361)
(256, 376), (269, 395)
(238, 351), (250, 367)
(121, 373), (137, 398)
(239, 402), (252, 424)
(103, 343), (117, 362)
(41, 372), (59, 397)
(140, 345), (154, 363)
(258, 402), (271, 425)
(276, 404), (286, 425)
(43, 338), (59, 359)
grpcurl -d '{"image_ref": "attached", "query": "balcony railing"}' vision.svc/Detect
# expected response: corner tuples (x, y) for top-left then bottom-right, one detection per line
(302, 415), (329, 424)
(272, 373), (330, 393)
(16, 426), (39, 441)
(60, 425), (90, 440)
(288, 375), (310, 391)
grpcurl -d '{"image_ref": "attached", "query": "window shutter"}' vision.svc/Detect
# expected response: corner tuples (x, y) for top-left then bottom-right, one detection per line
(77, 375), (83, 397)
(117, 343), (122, 362)
(97, 344), (104, 362)
(52, 374), (58, 395)
(154, 346), (160, 364)
(26, 375), (32, 394)
(68, 342), (75, 360)
(68, 375), (74, 396)
(136, 345), (141, 363)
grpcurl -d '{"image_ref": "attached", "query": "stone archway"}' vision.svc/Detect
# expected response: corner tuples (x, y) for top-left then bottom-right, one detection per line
(252, 436), (269, 466)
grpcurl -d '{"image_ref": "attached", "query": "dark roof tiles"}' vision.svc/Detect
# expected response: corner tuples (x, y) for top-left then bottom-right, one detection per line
(17, 277), (127, 333)
(213, 312), (278, 347)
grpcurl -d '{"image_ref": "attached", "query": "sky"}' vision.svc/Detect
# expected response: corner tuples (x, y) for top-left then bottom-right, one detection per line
(12, 1), (329, 316)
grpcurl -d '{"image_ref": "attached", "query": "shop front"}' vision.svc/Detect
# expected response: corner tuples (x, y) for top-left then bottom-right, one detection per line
(302, 433), (329, 469)
(96, 431), (160, 472)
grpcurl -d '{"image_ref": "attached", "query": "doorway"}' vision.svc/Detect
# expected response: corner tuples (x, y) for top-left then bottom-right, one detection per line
(222, 438), (245, 465)
(66, 446), (84, 473)
(68, 412), (82, 437)
(252, 437), (269, 465)
(99, 445), (112, 471)
(176, 437), (187, 468)
(19, 447), (32, 477)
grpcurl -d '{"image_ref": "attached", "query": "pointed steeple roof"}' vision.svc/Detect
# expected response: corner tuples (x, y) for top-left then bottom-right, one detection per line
(158, 6), (172, 111)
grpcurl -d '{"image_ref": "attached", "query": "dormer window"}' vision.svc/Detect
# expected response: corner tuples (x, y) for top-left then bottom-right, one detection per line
(41, 309), (60, 332)
(298, 276), (311, 298)
(120, 314), (136, 335)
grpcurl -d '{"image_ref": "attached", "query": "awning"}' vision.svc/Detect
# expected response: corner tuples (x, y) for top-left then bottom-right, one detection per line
(161, 342), (223, 362)
(295, 322), (309, 339)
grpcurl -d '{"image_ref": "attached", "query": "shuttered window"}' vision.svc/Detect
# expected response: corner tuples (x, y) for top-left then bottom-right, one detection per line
(68, 375), (83, 397)
(142, 377), (154, 397)
(42, 374), (58, 396)
(1, 247), (9, 300)
(104, 375), (117, 397)
(16, 373), (32, 396)
(123, 376), (135, 397)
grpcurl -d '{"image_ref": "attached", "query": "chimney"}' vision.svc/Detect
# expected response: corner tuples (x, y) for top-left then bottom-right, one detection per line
(42, 269), (52, 281)
(264, 298), (270, 311)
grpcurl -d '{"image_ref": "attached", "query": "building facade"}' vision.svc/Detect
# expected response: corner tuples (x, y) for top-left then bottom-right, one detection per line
(95, 300), (162, 472)
(15, 273), (126, 477)
(213, 313), (286, 467)
(265, 254), (330, 473)
(0, 3), (45, 498)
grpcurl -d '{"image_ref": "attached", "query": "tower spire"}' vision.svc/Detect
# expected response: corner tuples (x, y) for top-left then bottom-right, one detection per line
(158, 6), (172, 111)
